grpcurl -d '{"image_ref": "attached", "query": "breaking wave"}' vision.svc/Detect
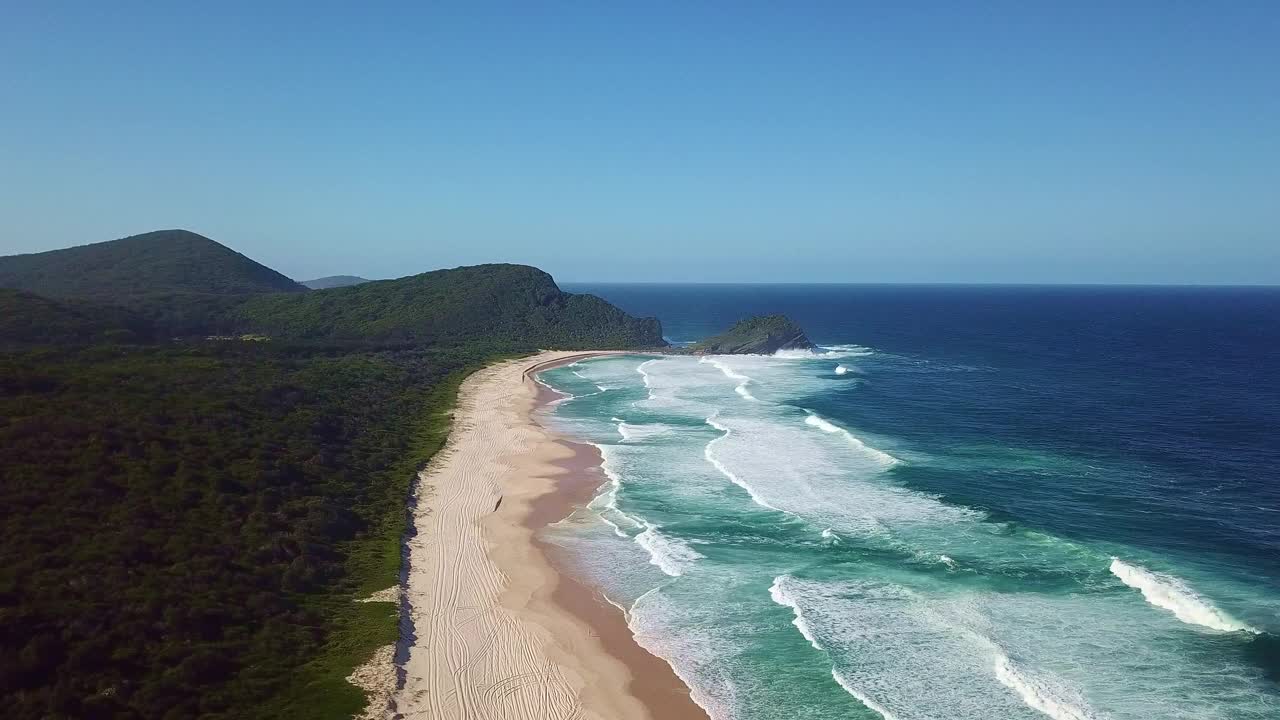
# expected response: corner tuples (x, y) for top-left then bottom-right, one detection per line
(587, 444), (643, 537)
(775, 344), (875, 360)
(992, 650), (1102, 720)
(704, 413), (783, 512)
(1109, 558), (1257, 633)
(802, 411), (899, 466)
(699, 357), (758, 401)
(635, 523), (704, 577)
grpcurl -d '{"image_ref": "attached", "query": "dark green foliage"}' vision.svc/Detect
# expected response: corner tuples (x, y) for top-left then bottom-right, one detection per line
(689, 313), (815, 354)
(239, 264), (665, 348)
(301, 276), (370, 290)
(0, 230), (305, 299)
(0, 230), (306, 337)
(0, 290), (151, 346)
(0, 343), (479, 719)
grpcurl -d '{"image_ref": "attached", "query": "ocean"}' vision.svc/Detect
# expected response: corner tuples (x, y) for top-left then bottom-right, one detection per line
(541, 284), (1280, 720)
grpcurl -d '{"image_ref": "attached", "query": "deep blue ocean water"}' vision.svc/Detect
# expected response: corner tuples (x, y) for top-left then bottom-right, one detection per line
(543, 284), (1280, 719)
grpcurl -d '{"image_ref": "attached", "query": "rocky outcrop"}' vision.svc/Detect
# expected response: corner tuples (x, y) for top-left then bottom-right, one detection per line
(690, 314), (816, 355)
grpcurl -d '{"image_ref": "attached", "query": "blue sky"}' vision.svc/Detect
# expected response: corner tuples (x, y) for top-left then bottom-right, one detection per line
(2, 2), (1277, 283)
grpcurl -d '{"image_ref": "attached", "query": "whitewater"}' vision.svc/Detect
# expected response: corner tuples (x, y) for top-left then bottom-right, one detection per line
(538, 349), (1280, 720)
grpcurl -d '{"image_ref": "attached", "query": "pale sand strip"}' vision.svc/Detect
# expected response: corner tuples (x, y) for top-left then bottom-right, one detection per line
(392, 351), (673, 720)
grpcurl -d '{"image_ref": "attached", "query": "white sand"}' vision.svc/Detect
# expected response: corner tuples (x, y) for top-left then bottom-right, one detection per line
(392, 351), (656, 720)
(347, 644), (396, 720)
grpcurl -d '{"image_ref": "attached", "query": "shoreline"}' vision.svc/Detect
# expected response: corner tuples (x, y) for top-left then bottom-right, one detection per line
(525, 355), (710, 719)
(391, 350), (706, 720)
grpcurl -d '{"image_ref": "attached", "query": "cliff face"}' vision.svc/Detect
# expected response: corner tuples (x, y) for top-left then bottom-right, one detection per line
(690, 314), (816, 355)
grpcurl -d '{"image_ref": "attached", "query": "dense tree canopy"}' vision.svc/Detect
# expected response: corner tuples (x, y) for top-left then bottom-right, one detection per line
(0, 343), (480, 719)
(238, 263), (665, 348)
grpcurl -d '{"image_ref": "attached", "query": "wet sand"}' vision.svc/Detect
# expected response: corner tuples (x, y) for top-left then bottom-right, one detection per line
(392, 351), (706, 720)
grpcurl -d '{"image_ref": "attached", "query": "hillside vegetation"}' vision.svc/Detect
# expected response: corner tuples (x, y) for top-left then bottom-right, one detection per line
(690, 313), (815, 354)
(0, 230), (306, 336)
(0, 230), (305, 299)
(0, 344), (480, 719)
(0, 290), (149, 346)
(240, 264), (665, 349)
(0, 231), (663, 719)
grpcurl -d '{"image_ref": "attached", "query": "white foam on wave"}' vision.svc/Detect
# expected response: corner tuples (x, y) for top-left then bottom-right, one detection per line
(802, 412), (899, 466)
(532, 373), (580, 406)
(586, 444), (643, 537)
(831, 670), (902, 720)
(636, 358), (657, 391)
(615, 419), (673, 443)
(992, 650), (1102, 720)
(699, 356), (758, 401)
(626, 588), (739, 720)
(1109, 557), (1256, 633)
(568, 368), (611, 392)
(769, 576), (822, 651)
(635, 523), (703, 577)
(770, 576), (903, 720)
(767, 576), (1112, 719)
(704, 414), (783, 512)
(775, 344), (875, 360)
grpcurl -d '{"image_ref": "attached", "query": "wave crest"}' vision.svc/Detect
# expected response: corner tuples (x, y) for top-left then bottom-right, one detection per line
(699, 357), (758, 401)
(1109, 558), (1257, 633)
(635, 523), (703, 577)
(802, 412), (899, 466)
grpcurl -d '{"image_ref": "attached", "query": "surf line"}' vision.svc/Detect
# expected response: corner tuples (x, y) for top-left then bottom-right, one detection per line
(699, 356), (758, 401)
(703, 412), (791, 514)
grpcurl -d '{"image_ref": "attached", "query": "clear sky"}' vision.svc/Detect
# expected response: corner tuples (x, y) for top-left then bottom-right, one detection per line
(2, 2), (1277, 283)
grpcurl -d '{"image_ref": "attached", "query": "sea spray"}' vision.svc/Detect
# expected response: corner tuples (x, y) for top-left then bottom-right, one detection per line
(1109, 558), (1257, 633)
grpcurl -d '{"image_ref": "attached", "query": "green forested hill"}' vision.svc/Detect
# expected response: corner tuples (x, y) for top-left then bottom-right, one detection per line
(0, 230), (306, 336)
(0, 230), (305, 299)
(240, 264), (665, 349)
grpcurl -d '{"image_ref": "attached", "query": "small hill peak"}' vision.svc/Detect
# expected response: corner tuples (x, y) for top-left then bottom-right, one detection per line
(690, 314), (816, 355)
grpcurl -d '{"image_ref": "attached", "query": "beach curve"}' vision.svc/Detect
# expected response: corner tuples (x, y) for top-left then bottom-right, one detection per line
(389, 351), (707, 720)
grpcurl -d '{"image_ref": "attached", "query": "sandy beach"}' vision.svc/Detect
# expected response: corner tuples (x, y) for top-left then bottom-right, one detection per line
(390, 351), (708, 720)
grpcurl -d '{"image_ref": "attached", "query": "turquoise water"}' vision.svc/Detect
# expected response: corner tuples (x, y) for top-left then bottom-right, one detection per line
(536, 287), (1280, 720)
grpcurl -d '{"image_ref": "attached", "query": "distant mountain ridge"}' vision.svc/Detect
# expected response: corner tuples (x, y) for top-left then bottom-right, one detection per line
(302, 275), (370, 290)
(0, 229), (306, 299)
(0, 230), (663, 350)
